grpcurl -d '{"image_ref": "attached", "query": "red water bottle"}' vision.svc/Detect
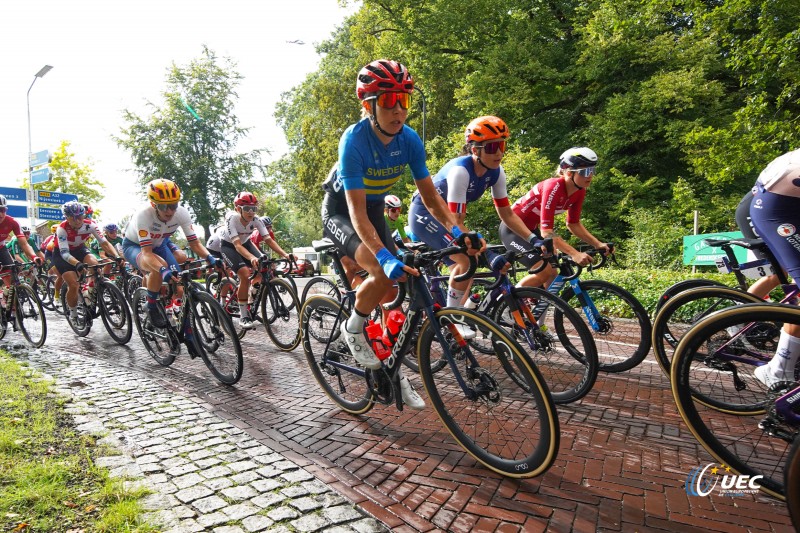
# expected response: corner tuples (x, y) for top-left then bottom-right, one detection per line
(365, 320), (391, 360)
(382, 309), (406, 347)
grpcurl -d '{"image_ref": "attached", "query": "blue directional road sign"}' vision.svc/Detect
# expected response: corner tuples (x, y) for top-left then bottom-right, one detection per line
(29, 150), (50, 168)
(31, 168), (51, 185)
(37, 190), (78, 205)
(36, 207), (63, 221)
(6, 205), (28, 218)
(0, 186), (28, 201)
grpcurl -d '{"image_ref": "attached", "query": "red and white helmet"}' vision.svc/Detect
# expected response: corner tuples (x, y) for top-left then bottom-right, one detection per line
(234, 192), (258, 207)
(356, 59), (414, 100)
(384, 195), (402, 209)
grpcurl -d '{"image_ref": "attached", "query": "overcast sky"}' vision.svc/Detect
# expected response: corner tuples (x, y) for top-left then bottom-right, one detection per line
(0, 0), (357, 227)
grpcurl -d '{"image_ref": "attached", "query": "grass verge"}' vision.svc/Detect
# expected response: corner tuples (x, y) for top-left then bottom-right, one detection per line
(0, 351), (156, 532)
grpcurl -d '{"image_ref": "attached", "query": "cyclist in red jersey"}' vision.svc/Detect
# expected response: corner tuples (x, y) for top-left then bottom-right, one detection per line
(0, 195), (40, 278)
(499, 147), (612, 288)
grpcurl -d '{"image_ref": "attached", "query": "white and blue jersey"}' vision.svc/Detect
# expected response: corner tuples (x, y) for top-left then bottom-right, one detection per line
(411, 155), (509, 213)
(326, 118), (429, 203)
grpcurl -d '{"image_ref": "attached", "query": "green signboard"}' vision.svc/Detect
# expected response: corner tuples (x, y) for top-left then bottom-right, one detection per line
(682, 231), (748, 266)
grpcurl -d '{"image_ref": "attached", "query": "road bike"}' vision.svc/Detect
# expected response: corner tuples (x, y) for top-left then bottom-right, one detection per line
(0, 262), (47, 347)
(415, 245), (598, 404)
(653, 237), (795, 378)
(132, 260), (243, 385)
(528, 248), (651, 373)
(215, 256), (301, 350)
(59, 259), (133, 345)
(300, 243), (560, 478)
(670, 302), (800, 500)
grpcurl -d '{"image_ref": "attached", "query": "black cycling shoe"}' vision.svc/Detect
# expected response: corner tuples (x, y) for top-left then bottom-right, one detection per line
(148, 306), (169, 329)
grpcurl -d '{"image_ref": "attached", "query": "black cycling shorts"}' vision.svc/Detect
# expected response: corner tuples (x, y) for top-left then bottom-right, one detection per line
(498, 222), (545, 270)
(52, 247), (91, 275)
(321, 190), (396, 260)
(220, 240), (261, 272)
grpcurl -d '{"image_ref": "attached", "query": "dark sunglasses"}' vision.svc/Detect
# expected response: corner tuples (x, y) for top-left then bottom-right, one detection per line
(155, 202), (179, 212)
(241, 205), (258, 213)
(0, 207), (6, 214)
(477, 140), (506, 154)
(371, 92), (411, 110)
(387, 207), (401, 213)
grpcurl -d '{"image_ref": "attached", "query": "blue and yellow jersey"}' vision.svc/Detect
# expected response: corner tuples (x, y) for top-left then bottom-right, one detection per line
(335, 118), (429, 202)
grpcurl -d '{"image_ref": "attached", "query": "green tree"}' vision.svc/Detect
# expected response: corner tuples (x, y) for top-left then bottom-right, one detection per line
(115, 46), (265, 237)
(21, 140), (105, 213)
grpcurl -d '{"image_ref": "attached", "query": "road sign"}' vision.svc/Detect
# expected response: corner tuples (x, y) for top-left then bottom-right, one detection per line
(682, 231), (747, 266)
(36, 207), (63, 221)
(29, 149), (50, 168)
(31, 168), (51, 185)
(0, 186), (28, 201)
(37, 190), (78, 205)
(6, 205), (28, 219)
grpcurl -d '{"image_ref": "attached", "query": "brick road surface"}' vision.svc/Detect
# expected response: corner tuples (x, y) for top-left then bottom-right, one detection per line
(4, 309), (794, 533)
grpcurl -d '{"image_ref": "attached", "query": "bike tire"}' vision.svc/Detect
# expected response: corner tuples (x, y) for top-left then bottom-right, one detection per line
(131, 288), (177, 367)
(301, 295), (374, 414)
(125, 274), (143, 304)
(205, 271), (221, 295)
(214, 277), (246, 340)
(191, 291), (243, 385)
(494, 286), (599, 404)
(301, 276), (340, 303)
(654, 278), (726, 315)
(671, 303), (800, 500)
(262, 278), (301, 351)
(98, 281), (133, 345)
(16, 283), (47, 348)
(652, 286), (762, 379)
(784, 436), (800, 530)
(35, 274), (54, 311)
(561, 280), (652, 373)
(417, 307), (559, 478)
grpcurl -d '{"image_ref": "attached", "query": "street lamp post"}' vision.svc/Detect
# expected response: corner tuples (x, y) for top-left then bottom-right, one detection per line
(27, 64), (53, 231)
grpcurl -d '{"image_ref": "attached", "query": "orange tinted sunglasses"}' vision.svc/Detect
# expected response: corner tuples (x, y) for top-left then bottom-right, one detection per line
(373, 92), (411, 110)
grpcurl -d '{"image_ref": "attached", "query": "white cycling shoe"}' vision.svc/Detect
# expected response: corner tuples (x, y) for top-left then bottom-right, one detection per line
(340, 322), (381, 369)
(754, 365), (794, 388)
(399, 372), (425, 410)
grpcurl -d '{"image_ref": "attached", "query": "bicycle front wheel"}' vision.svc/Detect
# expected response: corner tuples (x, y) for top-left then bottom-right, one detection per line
(495, 286), (598, 404)
(191, 291), (243, 385)
(417, 308), (559, 478)
(98, 281), (133, 345)
(654, 278), (726, 315)
(671, 303), (799, 500)
(301, 295), (374, 414)
(262, 278), (301, 351)
(652, 286), (762, 379)
(561, 280), (652, 373)
(35, 275), (54, 311)
(16, 283), (47, 348)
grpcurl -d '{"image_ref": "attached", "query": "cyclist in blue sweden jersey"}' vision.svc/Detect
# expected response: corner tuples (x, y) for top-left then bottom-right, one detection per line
(321, 59), (484, 409)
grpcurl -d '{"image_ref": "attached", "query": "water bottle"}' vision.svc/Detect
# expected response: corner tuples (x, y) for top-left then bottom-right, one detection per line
(81, 283), (91, 303)
(464, 293), (481, 310)
(382, 309), (406, 347)
(365, 320), (391, 361)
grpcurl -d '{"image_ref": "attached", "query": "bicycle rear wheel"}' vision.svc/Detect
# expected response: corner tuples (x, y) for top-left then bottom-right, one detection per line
(131, 288), (178, 367)
(35, 275), (54, 311)
(16, 283), (47, 348)
(191, 291), (243, 385)
(785, 436), (800, 530)
(301, 295), (374, 414)
(59, 290), (92, 337)
(214, 277), (246, 339)
(652, 286), (762, 379)
(98, 281), (133, 345)
(417, 308), (559, 478)
(561, 280), (651, 373)
(262, 278), (301, 351)
(495, 287), (598, 404)
(671, 303), (799, 500)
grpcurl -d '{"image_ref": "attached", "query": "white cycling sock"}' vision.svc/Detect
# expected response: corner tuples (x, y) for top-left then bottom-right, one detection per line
(767, 331), (800, 378)
(447, 288), (466, 308)
(238, 301), (250, 318)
